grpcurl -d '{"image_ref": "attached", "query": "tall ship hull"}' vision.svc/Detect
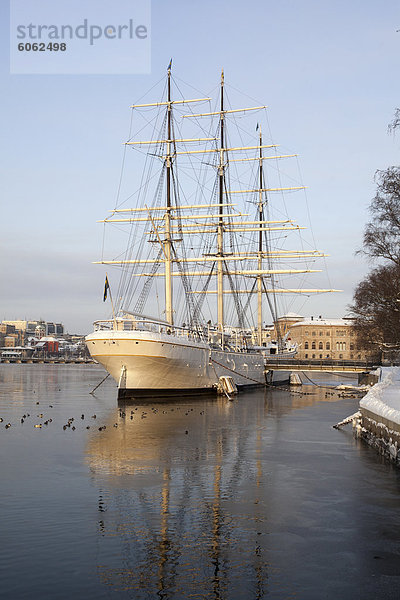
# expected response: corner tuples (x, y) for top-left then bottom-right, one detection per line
(85, 63), (336, 398)
(86, 321), (265, 397)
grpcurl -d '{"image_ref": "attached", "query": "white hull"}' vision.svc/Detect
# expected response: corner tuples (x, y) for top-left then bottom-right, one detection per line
(86, 329), (265, 396)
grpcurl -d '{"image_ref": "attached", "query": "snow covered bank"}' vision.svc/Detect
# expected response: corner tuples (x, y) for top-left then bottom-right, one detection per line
(355, 367), (400, 465)
(360, 367), (400, 426)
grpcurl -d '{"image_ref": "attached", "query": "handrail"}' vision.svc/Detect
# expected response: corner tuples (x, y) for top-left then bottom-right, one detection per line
(90, 318), (261, 351)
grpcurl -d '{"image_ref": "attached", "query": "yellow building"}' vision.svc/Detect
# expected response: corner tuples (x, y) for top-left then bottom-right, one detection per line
(275, 315), (371, 361)
(2, 320), (30, 332)
(0, 323), (23, 347)
(4, 335), (18, 347)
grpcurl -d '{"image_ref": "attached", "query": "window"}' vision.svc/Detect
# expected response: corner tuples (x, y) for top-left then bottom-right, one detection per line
(319, 354), (323, 358)
(350, 343), (354, 350)
(312, 354), (315, 358)
(305, 353), (308, 358)
(319, 331), (323, 336)
(326, 342), (330, 350)
(304, 341), (309, 349)
(319, 342), (323, 350)
(312, 341), (316, 350)
(312, 331), (316, 336)
(339, 354), (343, 359)
(326, 331), (330, 336)
(305, 331), (309, 336)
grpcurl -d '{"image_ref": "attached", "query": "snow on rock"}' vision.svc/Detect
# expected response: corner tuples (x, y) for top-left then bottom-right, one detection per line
(336, 384), (370, 392)
(360, 367), (400, 425)
(333, 411), (361, 429)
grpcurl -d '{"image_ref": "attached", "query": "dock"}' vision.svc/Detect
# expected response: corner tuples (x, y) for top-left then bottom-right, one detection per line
(0, 357), (94, 364)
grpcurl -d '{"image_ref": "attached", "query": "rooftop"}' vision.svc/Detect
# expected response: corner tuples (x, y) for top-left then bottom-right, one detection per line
(291, 317), (353, 327)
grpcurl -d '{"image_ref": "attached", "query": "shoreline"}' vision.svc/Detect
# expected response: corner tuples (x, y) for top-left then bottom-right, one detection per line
(0, 357), (95, 364)
(354, 367), (400, 465)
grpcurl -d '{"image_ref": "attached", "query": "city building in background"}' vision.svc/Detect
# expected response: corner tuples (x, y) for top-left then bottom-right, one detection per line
(0, 319), (86, 358)
(2, 320), (64, 338)
(274, 314), (373, 362)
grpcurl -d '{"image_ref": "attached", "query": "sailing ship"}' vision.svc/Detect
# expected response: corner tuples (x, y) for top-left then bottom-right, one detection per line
(85, 63), (335, 398)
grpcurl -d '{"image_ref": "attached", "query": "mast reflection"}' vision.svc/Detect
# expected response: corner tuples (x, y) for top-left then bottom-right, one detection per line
(86, 387), (330, 598)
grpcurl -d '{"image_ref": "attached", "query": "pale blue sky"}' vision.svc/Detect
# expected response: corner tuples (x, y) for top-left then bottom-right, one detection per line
(1, 0), (399, 333)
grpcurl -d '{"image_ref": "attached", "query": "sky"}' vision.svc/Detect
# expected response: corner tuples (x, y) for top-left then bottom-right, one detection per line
(1, 0), (399, 334)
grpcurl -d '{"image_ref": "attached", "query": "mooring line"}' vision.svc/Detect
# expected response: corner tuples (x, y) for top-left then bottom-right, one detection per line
(90, 373), (110, 395)
(299, 371), (345, 390)
(210, 357), (265, 385)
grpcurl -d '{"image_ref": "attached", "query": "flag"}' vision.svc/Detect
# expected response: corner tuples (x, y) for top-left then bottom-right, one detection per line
(256, 123), (259, 131)
(167, 58), (172, 71)
(103, 276), (110, 302)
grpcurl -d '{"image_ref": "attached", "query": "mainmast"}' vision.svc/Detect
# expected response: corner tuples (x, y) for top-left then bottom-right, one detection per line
(257, 126), (264, 346)
(217, 69), (225, 331)
(165, 62), (173, 325)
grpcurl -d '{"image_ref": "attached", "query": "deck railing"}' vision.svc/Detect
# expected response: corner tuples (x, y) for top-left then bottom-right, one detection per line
(91, 319), (257, 351)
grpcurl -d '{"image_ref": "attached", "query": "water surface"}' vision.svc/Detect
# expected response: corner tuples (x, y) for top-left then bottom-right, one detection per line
(1, 364), (400, 599)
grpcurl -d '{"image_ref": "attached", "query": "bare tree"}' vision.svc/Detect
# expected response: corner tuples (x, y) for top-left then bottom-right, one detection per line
(388, 107), (400, 135)
(350, 263), (400, 357)
(359, 166), (400, 265)
(350, 109), (400, 357)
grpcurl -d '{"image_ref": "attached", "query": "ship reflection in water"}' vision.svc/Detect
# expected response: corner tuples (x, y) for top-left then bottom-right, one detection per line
(85, 382), (364, 599)
(2, 365), (400, 599)
(86, 393), (271, 599)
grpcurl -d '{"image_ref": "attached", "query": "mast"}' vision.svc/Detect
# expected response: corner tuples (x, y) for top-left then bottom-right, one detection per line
(257, 126), (263, 346)
(165, 61), (173, 325)
(217, 69), (225, 331)
(102, 69), (340, 326)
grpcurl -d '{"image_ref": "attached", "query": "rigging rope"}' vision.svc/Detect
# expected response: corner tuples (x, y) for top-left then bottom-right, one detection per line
(225, 264), (246, 329)
(132, 248), (163, 315)
(192, 263), (216, 325)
